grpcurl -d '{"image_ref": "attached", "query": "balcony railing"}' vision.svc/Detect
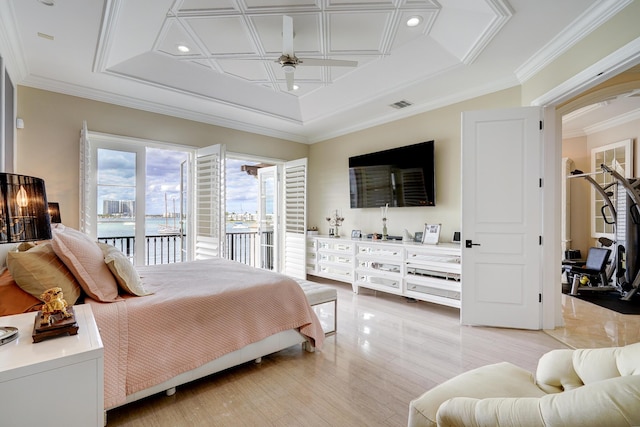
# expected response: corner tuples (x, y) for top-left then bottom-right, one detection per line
(98, 231), (273, 268)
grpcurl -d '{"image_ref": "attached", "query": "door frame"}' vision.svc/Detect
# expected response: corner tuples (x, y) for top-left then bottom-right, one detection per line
(533, 39), (640, 329)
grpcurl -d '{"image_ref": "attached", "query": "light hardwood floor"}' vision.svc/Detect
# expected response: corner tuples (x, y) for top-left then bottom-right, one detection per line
(106, 280), (639, 427)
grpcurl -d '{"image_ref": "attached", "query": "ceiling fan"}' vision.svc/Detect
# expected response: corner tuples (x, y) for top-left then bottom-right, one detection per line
(277, 15), (357, 91)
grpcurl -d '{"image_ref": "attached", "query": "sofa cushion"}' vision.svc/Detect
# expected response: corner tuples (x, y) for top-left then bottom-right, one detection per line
(408, 362), (546, 427)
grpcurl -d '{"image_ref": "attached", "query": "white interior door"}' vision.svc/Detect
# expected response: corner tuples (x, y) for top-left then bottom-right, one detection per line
(461, 107), (542, 329)
(257, 165), (278, 271)
(194, 144), (225, 260)
(282, 158), (307, 279)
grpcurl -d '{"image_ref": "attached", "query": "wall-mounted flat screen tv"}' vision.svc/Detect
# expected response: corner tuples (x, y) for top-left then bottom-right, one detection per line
(349, 141), (435, 208)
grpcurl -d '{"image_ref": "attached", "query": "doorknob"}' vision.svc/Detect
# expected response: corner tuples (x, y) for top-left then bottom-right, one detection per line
(465, 240), (481, 248)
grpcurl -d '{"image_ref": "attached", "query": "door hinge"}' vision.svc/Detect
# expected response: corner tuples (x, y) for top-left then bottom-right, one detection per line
(539, 120), (543, 130)
(539, 236), (543, 245)
(539, 293), (542, 303)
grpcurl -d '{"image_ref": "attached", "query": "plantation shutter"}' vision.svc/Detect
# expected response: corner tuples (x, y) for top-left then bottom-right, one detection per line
(282, 158), (307, 279)
(195, 144), (226, 260)
(79, 120), (96, 237)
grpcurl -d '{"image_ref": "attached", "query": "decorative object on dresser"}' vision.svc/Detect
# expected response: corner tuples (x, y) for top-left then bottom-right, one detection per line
(422, 223), (441, 245)
(325, 209), (344, 238)
(381, 203), (389, 240)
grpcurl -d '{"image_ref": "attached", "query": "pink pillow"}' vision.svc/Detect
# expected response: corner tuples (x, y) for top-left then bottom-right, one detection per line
(51, 227), (119, 302)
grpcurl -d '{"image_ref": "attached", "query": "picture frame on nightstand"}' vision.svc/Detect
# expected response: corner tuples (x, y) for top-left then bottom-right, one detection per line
(414, 232), (423, 243)
(351, 229), (362, 239)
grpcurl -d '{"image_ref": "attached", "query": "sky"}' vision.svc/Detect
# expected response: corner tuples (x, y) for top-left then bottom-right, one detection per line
(97, 148), (259, 216)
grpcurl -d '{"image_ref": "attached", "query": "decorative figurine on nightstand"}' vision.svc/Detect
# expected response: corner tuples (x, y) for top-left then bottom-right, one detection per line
(39, 287), (73, 326)
(32, 287), (79, 343)
(325, 210), (344, 238)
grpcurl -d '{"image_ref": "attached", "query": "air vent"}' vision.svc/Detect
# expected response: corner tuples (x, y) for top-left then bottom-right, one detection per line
(389, 100), (413, 109)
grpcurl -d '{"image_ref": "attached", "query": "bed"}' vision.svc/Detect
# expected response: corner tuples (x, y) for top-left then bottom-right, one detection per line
(0, 225), (324, 414)
(93, 258), (324, 410)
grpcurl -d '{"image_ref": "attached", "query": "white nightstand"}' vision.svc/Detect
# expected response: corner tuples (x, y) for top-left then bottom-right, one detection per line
(0, 304), (104, 427)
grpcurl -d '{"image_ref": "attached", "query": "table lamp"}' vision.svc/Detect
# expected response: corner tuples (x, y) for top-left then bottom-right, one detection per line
(0, 173), (52, 243)
(0, 173), (52, 346)
(48, 202), (61, 224)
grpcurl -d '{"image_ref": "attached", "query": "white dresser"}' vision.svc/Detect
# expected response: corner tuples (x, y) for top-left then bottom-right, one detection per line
(308, 236), (461, 308)
(0, 304), (104, 427)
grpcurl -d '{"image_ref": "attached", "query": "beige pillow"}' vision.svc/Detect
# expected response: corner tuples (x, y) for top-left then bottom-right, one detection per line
(51, 227), (119, 302)
(6, 242), (82, 305)
(98, 243), (151, 296)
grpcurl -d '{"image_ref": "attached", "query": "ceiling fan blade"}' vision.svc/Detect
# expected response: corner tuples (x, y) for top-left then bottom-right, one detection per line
(285, 72), (295, 91)
(298, 58), (358, 67)
(282, 15), (294, 57)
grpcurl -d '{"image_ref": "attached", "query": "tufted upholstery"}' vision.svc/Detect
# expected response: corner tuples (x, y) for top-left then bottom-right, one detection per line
(408, 342), (640, 427)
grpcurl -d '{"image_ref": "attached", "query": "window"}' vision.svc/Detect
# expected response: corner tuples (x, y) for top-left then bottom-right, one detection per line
(81, 124), (191, 265)
(591, 139), (633, 239)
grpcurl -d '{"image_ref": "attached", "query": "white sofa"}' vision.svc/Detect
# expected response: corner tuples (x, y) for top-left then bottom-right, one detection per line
(408, 342), (640, 427)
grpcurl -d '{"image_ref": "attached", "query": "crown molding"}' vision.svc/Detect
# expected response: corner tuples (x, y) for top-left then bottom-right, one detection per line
(583, 107), (640, 135)
(0, 2), (29, 83)
(21, 75), (311, 144)
(531, 36), (640, 107)
(461, 0), (513, 65)
(516, 0), (633, 83)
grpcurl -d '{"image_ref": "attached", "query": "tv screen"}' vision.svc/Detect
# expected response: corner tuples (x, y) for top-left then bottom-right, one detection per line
(349, 141), (435, 208)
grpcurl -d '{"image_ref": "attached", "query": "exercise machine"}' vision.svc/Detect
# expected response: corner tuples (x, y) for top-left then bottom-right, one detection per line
(600, 164), (640, 301)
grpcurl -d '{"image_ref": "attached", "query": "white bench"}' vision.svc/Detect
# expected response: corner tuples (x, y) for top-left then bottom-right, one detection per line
(295, 279), (337, 336)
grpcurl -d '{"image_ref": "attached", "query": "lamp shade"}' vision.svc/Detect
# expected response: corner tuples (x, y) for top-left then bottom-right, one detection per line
(0, 173), (52, 243)
(48, 202), (61, 223)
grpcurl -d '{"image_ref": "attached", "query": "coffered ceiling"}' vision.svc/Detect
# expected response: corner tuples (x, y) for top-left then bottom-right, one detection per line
(0, 0), (635, 143)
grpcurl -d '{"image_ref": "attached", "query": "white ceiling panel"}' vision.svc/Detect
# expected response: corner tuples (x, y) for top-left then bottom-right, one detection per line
(185, 16), (257, 55)
(328, 12), (390, 53)
(157, 20), (203, 57)
(252, 14), (322, 55)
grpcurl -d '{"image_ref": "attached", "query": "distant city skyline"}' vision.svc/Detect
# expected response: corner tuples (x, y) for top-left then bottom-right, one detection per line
(97, 148), (259, 216)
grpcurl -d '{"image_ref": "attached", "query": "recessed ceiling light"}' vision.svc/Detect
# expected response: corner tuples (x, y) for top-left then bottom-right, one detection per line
(406, 16), (422, 27)
(177, 44), (190, 53)
(293, 85), (300, 91)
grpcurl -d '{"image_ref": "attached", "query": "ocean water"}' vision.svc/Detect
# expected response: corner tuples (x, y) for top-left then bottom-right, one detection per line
(97, 217), (176, 237)
(97, 217), (255, 237)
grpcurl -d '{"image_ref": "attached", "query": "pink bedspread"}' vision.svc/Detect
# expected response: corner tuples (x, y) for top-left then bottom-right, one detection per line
(87, 258), (324, 409)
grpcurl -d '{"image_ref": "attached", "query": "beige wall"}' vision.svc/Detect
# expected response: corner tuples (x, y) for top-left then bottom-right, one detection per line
(308, 87), (521, 241)
(562, 136), (590, 255)
(16, 87), (308, 228)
